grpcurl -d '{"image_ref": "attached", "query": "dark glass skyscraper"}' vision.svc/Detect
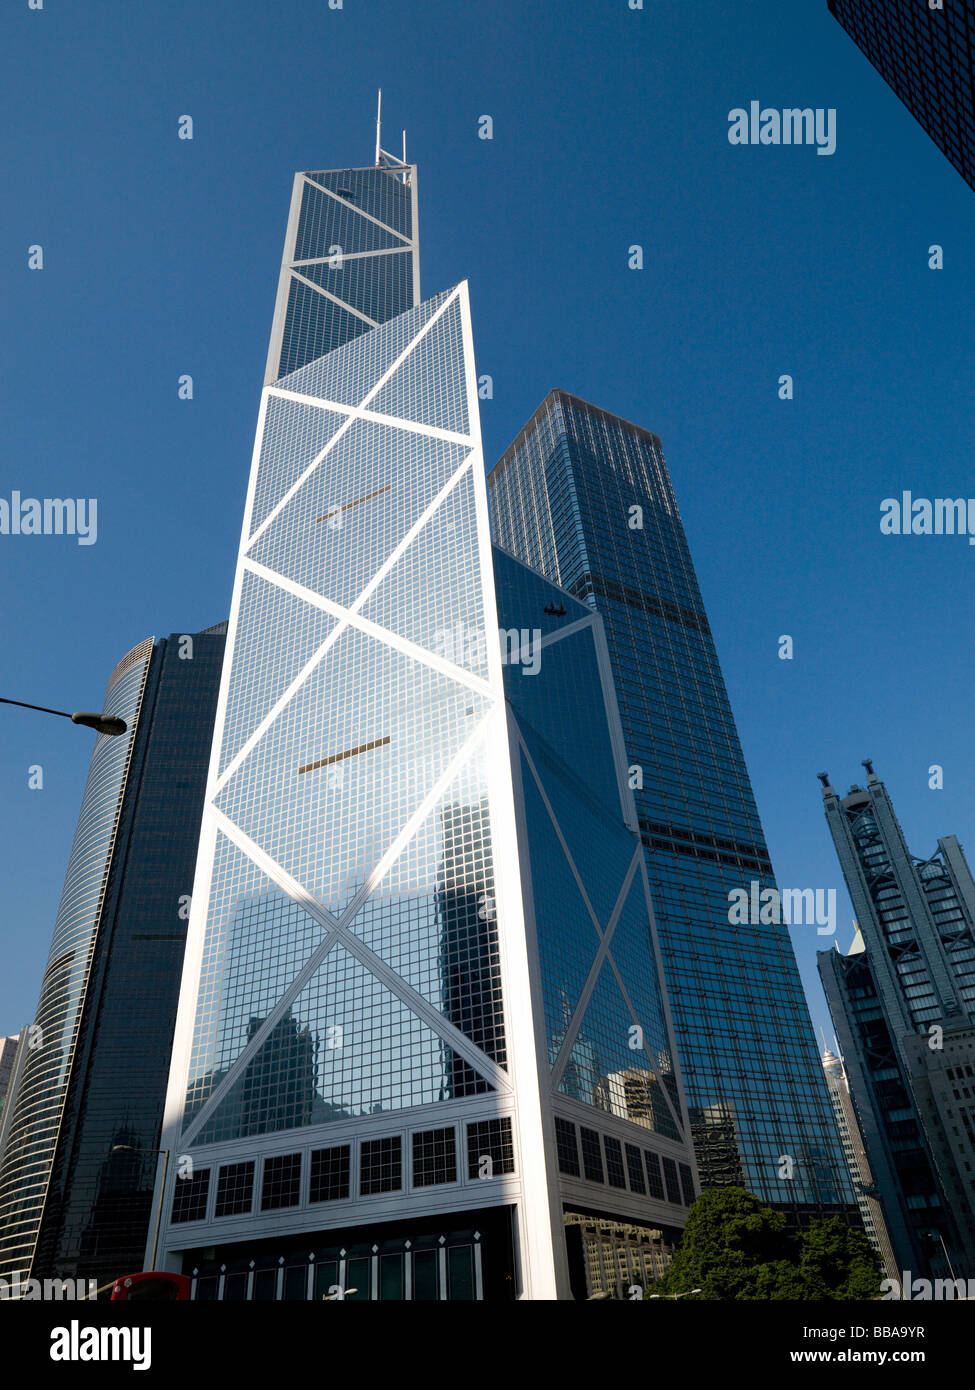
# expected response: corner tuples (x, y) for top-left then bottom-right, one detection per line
(818, 764), (975, 1278)
(0, 623), (226, 1288)
(828, 0), (975, 193)
(489, 390), (856, 1223)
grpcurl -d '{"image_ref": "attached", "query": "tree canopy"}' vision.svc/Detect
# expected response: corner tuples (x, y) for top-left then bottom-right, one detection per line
(647, 1187), (882, 1301)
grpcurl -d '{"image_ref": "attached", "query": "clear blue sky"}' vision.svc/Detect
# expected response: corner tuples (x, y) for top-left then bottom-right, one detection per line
(2, 0), (973, 1058)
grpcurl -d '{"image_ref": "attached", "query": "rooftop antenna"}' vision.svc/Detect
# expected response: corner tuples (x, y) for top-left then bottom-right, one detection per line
(375, 87), (382, 166)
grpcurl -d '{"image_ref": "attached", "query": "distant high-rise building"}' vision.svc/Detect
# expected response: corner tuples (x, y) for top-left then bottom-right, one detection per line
(827, 0), (975, 193)
(0, 624), (226, 1289)
(489, 390), (857, 1225)
(818, 764), (975, 1278)
(152, 149), (698, 1301)
(0, 1036), (23, 1123)
(821, 1044), (899, 1278)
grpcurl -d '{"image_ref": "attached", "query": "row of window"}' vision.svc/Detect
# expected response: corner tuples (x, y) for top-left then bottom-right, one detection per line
(172, 1119), (515, 1223)
(553, 1116), (695, 1206)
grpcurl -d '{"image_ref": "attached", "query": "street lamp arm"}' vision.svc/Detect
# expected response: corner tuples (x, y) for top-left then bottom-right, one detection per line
(1, 697), (126, 737)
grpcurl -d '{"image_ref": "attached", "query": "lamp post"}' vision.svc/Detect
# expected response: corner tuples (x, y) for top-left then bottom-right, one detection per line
(112, 1144), (170, 1270)
(1, 696), (126, 737)
(648, 1287), (703, 1299)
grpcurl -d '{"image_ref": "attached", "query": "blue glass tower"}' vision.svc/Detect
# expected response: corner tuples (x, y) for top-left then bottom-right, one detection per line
(489, 390), (857, 1223)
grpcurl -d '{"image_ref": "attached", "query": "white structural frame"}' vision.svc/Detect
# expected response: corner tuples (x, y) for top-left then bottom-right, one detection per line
(153, 280), (564, 1298)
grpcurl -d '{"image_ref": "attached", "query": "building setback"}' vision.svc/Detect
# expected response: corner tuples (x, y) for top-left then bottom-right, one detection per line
(818, 764), (975, 1279)
(827, 0), (975, 193)
(488, 390), (857, 1225)
(151, 147), (699, 1300)
(0, 624), (226, 1289)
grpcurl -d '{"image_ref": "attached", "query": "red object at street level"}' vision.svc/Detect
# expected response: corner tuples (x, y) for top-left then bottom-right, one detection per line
(110, 1271), (190, 1301)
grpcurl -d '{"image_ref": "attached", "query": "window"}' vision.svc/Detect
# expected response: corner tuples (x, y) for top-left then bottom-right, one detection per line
(171, 1168), (209, 1223)
(261, 1153), (302, 1210)
(625, 1143), (646, 1193)
(412, 1127), (457, 1187)
(661, 1156), (682, 1205)
(554, 1117), (580, 1176)
(678, 1162), (695, 1207)
(214, 1161), (254, 1218)
(644, 1151), (664, 1200)
(309, 1146), (350, 1203)
(360, 1136), (402, 1195)
(466, 1118), (515, 1179)
(580, 1127), (604, 1183)
(604, 1136), (627, 1189)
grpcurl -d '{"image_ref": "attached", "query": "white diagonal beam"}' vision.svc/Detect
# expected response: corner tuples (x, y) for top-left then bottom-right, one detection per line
(290, 270), (379, 328)
(300, 173), (413, 246)
(250, 283), (461, 548)
(181, 718), (510, 1144)
(267, 386), (473, 448)
(215, 453), (476, 794)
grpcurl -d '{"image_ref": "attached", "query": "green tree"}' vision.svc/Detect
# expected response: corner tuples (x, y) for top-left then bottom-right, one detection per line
(797, 1216), (882, 1300)
(649, 1187), (794, 1300)
(646, 1188), (882, 1300)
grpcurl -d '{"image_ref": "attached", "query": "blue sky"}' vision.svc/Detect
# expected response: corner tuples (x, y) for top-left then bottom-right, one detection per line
(1, 0), (973, 1058)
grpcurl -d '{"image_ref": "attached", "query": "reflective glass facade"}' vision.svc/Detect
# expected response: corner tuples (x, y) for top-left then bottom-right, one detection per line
(489, 390), (855, 1217)
(156, 147), (544, 1293)
(156, 159), (697, 1298)
(495, 545), (699, 1247)
(22, 627), (226, 1289)
(828, 0), (975, 193)
(819, 768), (975, 1276)
(265, 162), (419, 385)
(0, 638), (154, 1280)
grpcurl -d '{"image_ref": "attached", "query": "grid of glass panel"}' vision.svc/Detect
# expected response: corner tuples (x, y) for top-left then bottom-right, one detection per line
(494, 548), (681, 1144)
(215, 1162), (255, 1218)
(580, 1127), (604, 1183)
(489, 391), (854, 1212)
(412, 1127), (457, 1187)
(171, 1169), (210, 1224)
(360, 1136), (402, 1195)
(273, 165), (417, 381)
(191, 941), (491, 1147)
(261, 1153), (302, 1210)
(309, 1146), (350, 1203)
(466, 1118), (515, 1180)
(829, 0), (975, 193)
(555, 1117), (581, 1176)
